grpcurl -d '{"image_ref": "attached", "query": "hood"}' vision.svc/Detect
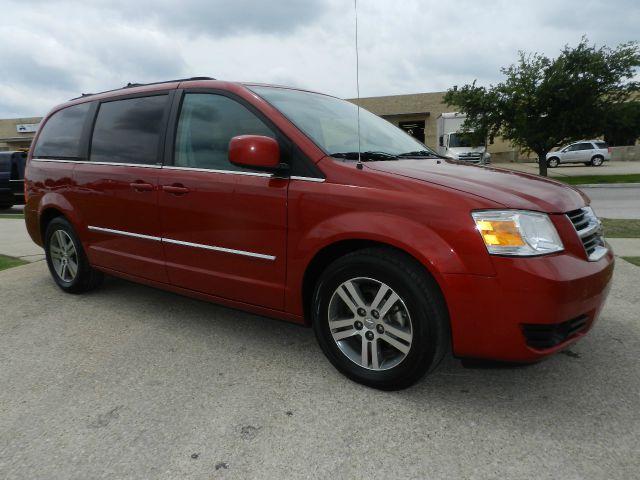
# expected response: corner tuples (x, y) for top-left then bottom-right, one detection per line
(365, 159), (588, 213)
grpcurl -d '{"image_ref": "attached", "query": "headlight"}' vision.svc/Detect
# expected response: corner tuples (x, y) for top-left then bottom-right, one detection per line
(471, 210), (563, 256)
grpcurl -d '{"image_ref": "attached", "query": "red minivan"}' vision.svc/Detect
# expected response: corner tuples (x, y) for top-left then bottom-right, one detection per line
(24, 78), (614, 389)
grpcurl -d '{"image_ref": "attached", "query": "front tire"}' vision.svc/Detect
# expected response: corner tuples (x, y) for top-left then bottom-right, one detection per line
(547, 157), (559, 168)
(312, 248), (449, 390)
(45, 217), (103, 293)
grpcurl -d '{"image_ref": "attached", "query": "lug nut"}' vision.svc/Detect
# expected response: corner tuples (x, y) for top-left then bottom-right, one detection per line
(354, 321), (363, 330)
(357, 308), (366, 317)
(371, 310), (380, 319)
(365, 331), (374, 341)
(376, 324), (385, 334)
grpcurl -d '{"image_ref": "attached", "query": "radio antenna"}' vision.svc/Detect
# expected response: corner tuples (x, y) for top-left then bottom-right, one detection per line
(354, 0), (363, 170)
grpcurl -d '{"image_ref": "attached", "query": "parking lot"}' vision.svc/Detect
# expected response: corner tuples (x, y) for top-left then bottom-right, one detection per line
(1, 257), (639, 479)
(2, 161), (639, 479)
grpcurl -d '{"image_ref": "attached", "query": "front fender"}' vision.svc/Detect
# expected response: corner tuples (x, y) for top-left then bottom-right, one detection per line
(302, 211), (487, 276)
(285, 210), (496, 317)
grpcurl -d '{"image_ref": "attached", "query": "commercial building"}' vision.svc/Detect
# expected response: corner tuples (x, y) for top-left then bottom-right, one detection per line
(0, 117), (41, 151)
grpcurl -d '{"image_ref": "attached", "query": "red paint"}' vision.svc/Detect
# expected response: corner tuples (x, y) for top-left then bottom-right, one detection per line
(24, 79), (614, 362)
(229, 135), (280, 169)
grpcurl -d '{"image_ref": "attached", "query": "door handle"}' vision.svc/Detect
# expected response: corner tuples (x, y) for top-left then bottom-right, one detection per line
(162, 184), (190, 195)
(129, 182), (154, 191)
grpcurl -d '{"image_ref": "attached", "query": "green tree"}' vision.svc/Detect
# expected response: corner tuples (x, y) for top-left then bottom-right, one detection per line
(444, 38), (640, 176)
(602, 101), (640, 146)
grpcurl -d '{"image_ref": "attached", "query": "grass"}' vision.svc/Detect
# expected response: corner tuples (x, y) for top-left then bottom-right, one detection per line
(601, 219), (640, 238)
(0, 254), (28, 271)
(555, 174), (640, 185)
(622, 257), (640, 267)
(0, 213), (24, 219)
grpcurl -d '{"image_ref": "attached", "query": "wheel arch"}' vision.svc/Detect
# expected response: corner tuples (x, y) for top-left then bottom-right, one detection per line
(38, 192), (83, 241)
(301, 239), (447, 327)
(40, 207), (66, 241)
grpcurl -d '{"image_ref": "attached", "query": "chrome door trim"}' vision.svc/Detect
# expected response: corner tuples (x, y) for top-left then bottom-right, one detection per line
(88, 226), (276, 261)
(31, 159), (326, 182)
(162, 237), (276, 261)
(31, 158), (162, 169)
(84, 161), (161, 169)
(31, 158), (76, 164)
(290, 176), (326, 183)
(88, 226), (162, 242)
(162, 165), (273, 178)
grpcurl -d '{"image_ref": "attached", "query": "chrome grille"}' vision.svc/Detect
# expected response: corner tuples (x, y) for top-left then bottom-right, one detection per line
(458, 152), (482, 163)
(566, 207), (607, 261)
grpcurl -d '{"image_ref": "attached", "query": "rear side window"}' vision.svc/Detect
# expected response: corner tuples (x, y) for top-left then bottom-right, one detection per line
(595, 142), (608, 149)
(33, 103), (91, 159)
(174, 93), (275, 171)
(91, 95), (168, 165)
(576, 143), (593, 150)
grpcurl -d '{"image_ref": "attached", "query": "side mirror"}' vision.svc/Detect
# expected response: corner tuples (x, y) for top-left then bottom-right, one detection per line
(229, 135), (284, 171)
(438, 136), (444, 147)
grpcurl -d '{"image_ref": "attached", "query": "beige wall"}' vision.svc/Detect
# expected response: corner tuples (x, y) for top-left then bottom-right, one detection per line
(0, 117), (42, 151)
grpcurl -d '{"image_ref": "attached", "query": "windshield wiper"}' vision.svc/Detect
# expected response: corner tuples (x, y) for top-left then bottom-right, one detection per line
(330, 151), (398, 161)
(397, 150), (440, 158)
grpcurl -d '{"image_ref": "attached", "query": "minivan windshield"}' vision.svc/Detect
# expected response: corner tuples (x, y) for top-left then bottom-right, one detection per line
(248, 86), (438, 160)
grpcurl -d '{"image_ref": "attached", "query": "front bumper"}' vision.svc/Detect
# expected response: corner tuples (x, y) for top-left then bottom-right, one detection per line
(441, 247), (615, 362)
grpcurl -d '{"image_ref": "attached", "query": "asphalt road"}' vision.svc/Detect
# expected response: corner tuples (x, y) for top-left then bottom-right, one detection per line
(1, 260), (639, 479)
(580, 186), (640, 219)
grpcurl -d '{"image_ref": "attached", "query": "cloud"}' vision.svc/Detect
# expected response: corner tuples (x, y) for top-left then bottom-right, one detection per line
(0, 0), (638, 117)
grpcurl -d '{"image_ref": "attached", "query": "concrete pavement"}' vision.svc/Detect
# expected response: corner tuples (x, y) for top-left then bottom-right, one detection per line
(0, 218), (44, 262)
(1, 253), (639, 479)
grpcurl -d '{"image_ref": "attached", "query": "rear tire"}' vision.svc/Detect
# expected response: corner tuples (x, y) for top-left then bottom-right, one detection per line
(312, 247), (449, 390)
(590, 156), (604, 167)
(547, 157), (559, 168)
(44, 217), (104, 293)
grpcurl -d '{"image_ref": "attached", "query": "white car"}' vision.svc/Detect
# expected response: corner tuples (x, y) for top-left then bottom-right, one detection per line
(546, 140), (611, 168)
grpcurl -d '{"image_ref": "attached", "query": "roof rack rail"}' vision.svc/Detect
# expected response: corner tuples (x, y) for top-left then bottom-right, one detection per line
(123, 76), (216, 89)
(69, 76), (216, 101)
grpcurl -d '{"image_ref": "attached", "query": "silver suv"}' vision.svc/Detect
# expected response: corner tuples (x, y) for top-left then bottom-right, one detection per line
(546, 140), (610, 168)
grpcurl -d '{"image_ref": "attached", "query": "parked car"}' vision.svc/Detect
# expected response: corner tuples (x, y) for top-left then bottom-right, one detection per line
(546, 140), (611, 168)
(0, 150), (27, 209)
(24, 78), (614, 390)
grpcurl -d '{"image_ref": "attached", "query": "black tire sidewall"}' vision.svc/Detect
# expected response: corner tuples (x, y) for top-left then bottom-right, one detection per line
(312, 252), (443, 389)
(548, 158), (559, 168)
(591, 156), (603, 166)
(45, 218), (89, 292)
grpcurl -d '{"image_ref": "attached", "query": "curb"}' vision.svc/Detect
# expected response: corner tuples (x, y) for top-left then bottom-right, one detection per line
(573, 183), (640, 189)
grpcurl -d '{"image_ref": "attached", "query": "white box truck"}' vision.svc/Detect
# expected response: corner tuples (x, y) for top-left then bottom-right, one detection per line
(436, 112), (490, 164)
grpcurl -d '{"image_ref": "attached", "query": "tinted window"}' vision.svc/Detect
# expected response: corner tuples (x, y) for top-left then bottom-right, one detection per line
(33, 103), (91, 159)
(91, 95), (168, 165)
(576, 143), (593, 150)
(174, 94), (275, 171)
(595, 142), (608, 149)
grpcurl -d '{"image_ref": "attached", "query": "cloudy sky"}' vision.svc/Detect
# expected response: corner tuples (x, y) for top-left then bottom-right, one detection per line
(1, 0), (638, 118)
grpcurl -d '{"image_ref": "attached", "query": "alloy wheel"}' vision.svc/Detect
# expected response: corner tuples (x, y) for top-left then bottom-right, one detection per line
(327, 277), (413, 371)
(49, 229), (79, 283)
